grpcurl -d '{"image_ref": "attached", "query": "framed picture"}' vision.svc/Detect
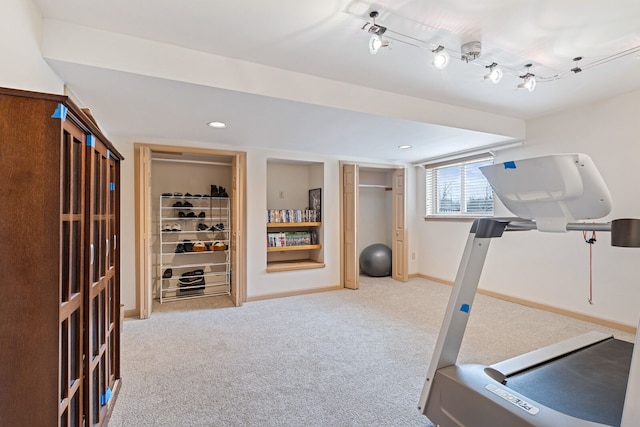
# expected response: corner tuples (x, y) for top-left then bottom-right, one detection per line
(309, 188), (321, 222)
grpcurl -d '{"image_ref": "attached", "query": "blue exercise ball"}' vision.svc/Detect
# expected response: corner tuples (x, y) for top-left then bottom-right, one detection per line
(359, 243), (392, 277)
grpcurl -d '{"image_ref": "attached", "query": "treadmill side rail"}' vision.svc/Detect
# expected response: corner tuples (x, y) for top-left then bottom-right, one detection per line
(488, 331), (612, 380)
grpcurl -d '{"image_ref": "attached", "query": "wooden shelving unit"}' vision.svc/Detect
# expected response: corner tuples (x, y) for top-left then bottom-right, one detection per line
(267, 222), (321, 228)
(266, 259), (326, 273)
(266, 221), (323, 272)
(267, 244), (321, 252)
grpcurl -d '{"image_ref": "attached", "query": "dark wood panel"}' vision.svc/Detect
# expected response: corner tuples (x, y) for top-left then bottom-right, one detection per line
(0, 93), (62, 425)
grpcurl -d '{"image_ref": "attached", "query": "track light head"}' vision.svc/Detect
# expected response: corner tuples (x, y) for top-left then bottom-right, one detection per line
(369, 35), (391, 54)
(432, 46), (450, 69)
(366, 10), (390, 54)
(517, 64), (536, 91)
(518, 75), (536, 91)
(484, 63), (503, 84)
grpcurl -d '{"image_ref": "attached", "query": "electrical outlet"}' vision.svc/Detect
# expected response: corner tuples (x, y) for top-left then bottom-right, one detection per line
(279, 191), (284, 199)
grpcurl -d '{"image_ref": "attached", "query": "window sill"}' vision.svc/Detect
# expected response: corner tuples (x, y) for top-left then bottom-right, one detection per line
(424, 215), (493, 221)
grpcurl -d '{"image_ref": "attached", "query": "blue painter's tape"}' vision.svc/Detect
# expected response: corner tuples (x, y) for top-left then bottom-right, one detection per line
(504, 161), (516, 169)
(51, 104), (68, 121)
(86, 134), (95, 147)
(110, 182), (115, 191)
(460, 304), (470, 313)
(100, 387), (113, 406)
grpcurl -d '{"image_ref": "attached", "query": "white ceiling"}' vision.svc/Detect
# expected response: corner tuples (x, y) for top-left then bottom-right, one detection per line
(33, 0), (640, 162)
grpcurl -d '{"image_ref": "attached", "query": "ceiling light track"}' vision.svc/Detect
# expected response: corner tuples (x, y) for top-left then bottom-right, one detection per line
(360, 10), (640, 92)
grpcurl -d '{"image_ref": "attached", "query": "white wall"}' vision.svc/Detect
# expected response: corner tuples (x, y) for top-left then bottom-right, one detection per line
(266, 162), (315, 210)
(416, 89), (640, 327)
(0, 0), (62, 93)
(358, 170), (393, 253)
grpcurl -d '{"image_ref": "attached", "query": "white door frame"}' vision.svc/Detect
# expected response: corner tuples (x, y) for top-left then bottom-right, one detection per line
(340, 161), (408, 287)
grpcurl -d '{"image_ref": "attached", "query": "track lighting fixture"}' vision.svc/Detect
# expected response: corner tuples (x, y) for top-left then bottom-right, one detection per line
(365, 11), (391, 55)
(432, 46), (450, 69)
(358, 10), (640, 93)
(517, 64), (536, 92)
(484, 63), (503, 84)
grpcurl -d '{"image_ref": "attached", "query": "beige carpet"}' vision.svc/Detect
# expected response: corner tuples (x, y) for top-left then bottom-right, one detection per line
(108, 276), (633, 426)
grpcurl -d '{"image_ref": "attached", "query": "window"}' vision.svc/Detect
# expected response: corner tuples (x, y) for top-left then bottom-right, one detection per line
(425, 156), (494, 217)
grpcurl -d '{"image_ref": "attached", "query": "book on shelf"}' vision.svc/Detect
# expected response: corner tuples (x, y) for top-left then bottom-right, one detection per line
(266, 209), (319, 223)
(267, 231), (313, 247)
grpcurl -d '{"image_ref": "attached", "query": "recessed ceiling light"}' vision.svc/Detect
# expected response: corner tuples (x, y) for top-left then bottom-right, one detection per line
(398, 145), (412, 149)
(207, 121), (227, 129)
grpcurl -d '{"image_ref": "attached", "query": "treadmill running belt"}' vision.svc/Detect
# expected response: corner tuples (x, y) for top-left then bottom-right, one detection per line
(505, 338), (633, 426)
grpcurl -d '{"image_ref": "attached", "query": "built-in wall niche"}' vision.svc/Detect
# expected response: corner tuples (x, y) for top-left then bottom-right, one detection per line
(266, 159), (324, 272)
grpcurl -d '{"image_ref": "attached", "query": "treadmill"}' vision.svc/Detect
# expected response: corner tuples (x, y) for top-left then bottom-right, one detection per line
(418, 154), (640, 426)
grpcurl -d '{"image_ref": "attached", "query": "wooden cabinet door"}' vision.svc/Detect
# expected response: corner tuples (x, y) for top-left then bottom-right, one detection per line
(59, 117), (87, 427)
(85, 136), (117, 426)
(107, 154), (121, 393)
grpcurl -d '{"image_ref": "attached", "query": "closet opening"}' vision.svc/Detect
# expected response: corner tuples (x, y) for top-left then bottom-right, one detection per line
(340, 162), (408, 290)
(134, 144), (246, 318)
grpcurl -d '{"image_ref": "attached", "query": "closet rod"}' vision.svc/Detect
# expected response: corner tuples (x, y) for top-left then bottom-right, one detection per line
(152, 158), (232, 166)
(359, 184), (392, 190)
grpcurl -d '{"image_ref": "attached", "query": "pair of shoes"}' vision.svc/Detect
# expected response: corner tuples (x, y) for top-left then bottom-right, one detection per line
(175, 243), (185, 253)
(185, 192), (193, 197)
(162, 192), (172, 197)
(193, 241), (206, 252)
(186, 212), (196, 218)
(183, 240), (194, 252)
(210, 185), (229, 197)
(212, 241), (227, 251)
(210, 223), (224, 231)
(173, 201), (193, 208)
(197, 223), (209, 231)
(164, 223), (181, 232)
(162, 268), (172, 278)
(179, 269), (205, 290)
(178, 211), (186, 218)
(174, 192), (182, 197)
(198, 212), (206, 218)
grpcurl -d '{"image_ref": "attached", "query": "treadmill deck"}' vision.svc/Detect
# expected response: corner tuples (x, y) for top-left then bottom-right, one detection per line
(505, 338), (633, 426)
